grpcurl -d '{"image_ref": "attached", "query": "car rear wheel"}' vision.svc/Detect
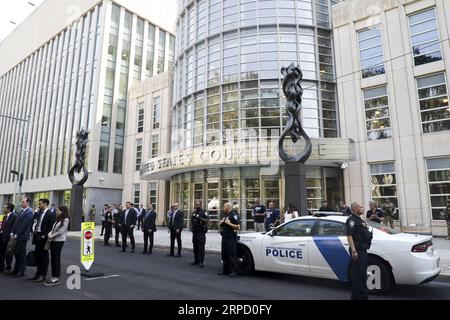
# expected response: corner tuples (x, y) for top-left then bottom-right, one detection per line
(366, 256), (393, 294)
(236, 245), (254, 275)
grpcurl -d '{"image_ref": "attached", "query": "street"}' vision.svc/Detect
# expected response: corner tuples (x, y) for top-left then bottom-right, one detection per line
(1, 238), (450, 300)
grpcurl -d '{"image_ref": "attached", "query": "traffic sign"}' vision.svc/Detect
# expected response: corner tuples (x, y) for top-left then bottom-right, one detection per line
(81, 222), (95, 271)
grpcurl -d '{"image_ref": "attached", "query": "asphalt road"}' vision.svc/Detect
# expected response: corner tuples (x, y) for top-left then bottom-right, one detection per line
(1, 238), (450, 300)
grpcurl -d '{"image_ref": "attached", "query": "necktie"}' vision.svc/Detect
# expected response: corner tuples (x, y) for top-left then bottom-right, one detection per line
(169, 211), (174, 227)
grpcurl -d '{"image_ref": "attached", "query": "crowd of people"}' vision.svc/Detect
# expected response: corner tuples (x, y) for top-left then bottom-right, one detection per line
(0, 198), (70, 286)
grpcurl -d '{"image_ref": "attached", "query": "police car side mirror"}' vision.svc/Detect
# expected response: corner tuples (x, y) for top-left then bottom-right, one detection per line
(270, 229), (277, 237)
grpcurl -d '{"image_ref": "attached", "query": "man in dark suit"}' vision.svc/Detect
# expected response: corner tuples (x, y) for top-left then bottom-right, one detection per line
(112, 204), (121, 247)
(119, 202), (137, 253)
(167, 202), (184, 257)
(0, 203), (17, 273)
(30, 199), (56, 282)
(137, 204), (146, 231)
(141, 204), (157, 255)
(10, 198), (35, 278)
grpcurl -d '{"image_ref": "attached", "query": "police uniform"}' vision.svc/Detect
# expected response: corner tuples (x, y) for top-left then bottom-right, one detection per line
(191, 207), (209, 267)
(346, 213), (370, 300)
(104, 211), (113, 246)
(220, 210), (240, 277)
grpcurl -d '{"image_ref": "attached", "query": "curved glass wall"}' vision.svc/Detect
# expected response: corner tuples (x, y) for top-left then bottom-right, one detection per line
(172, 0), (339, 152)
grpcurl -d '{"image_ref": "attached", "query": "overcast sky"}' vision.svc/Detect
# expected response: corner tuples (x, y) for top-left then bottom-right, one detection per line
(0, 0), (45, 42)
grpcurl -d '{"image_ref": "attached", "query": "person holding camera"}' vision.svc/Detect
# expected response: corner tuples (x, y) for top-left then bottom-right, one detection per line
(190, 201), (209, 268)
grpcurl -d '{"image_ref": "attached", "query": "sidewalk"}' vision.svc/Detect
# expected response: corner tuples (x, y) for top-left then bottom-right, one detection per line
(68, 226), (450, 276)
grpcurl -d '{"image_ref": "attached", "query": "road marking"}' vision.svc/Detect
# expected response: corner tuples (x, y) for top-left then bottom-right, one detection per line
(84, 275), (120, 281)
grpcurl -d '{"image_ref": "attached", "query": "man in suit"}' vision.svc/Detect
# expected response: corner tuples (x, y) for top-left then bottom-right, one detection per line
(119, 202), (137, 253)
(30, 199), (56, 282)
(10, 198), (35, 278)
(167, 202), (184, 257)
(141, 204), (157, 255)
(137, 204), (146, 230)
(0, 203), (17, 273)
(112, 204), (121, 247)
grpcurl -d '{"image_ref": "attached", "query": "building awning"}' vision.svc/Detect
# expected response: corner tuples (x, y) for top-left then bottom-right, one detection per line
(140, 138), (355, 181)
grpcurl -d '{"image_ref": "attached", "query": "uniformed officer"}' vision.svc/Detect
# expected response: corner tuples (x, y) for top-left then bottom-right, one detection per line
(190, 201), (209, 268)
(218, 203), (240, 278)
(112, 204), (121, 247)
(346, 201), (371, 300)
(104, 205), (114, 246)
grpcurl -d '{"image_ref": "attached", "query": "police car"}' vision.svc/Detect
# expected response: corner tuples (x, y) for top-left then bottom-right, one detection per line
(236, 214), (441, 294)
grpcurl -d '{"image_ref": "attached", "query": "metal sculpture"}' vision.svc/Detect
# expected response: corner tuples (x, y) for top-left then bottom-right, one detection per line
(68, 129), (90, 232)
(69, 129), (89, 185)
(278, 64), (312, 163)
(278, 64), (312, 216)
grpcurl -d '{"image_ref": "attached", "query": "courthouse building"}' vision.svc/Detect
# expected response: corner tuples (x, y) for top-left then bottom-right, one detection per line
(0, 0), (176, 221)
(333, 0), (450, 235)
(139, 0), (354, 230)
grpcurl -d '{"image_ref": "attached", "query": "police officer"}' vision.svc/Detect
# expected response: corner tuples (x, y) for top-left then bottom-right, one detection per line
(190, 201), (209, 268)
(218, 203), (240, 278)
(112, 204), (121, 247)
(346, 201), (371, 300)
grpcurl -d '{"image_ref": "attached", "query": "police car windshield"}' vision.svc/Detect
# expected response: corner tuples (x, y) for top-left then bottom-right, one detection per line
(366, 220), (400, 234)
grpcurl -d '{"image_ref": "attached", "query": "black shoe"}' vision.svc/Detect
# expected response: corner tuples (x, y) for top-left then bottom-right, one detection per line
(140, 251), (148, 254)
(0, 268), (4, 273)
(190, 262), (199, 265)
(28, 275), (40, 281)
(217, 272), (229, 276)
(175, 254), (182, 258)
(148, 251), (152, 255)
(229, 272), (238, 278)
(166, 254), (174, 257)
(12, 273), (25, 278)
(119, 250), (126, 252)
(199, 263), (204, 268)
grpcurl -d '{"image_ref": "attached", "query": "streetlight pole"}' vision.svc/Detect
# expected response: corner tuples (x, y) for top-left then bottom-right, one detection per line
(0, 114), (30, 206)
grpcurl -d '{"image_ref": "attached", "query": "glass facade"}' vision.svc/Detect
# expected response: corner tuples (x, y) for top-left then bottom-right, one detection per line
(172, 0), (339, 153)
(171, 167), (343, 230)
(426, 157), (450, 220)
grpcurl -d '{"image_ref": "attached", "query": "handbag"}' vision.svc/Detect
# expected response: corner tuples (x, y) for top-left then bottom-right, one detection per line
(26, 250), (37, 267)
(5, 239), (17, 256)
(44, 239), (51, 251)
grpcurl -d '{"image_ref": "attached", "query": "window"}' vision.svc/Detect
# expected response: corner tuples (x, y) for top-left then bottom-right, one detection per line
(157, 30), (166, 74)
(369, 163), (398, 217)
(408, 8), (442, 66)
(146, 24), (155, 78)
(358, 27), (385, 78)
(133, 184), (140, 206)
(151, 134), (160, 158)
(137, 104), (144, 133)
(275, 220), (315, 237)
(149, 181), (158, 210)
(135, 139), (143, 171)
(426, 157), (450, 220)
(417, 73), (450, 133)
(153, 96), (161, 129)
(363, 86), (392, 140)
(316, 220), (346, 236)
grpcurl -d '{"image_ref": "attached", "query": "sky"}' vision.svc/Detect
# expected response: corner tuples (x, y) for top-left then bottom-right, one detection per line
(0, 0), (45, 42)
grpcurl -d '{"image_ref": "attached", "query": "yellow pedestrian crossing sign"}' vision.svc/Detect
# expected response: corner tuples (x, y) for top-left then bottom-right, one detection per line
(81, 222), (95, 271)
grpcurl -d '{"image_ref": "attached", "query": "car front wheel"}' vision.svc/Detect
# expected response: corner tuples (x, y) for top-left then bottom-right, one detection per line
(236, 245), (254, 275)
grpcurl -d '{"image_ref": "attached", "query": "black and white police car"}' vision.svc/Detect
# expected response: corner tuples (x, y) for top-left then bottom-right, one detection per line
(236, 213), (441, 293)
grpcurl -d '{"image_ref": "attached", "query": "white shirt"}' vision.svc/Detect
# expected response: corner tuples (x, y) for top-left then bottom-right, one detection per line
(36, 209), (48, 233)
(284, 211), (299, 222)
